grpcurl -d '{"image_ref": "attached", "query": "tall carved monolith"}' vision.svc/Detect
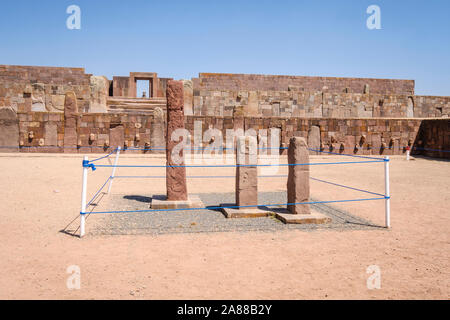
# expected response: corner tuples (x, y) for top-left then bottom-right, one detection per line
(166, 80), (188, 201)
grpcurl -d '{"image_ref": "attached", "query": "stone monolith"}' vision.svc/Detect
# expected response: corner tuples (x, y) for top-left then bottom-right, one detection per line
(287, 137), (310, 215)
(166, 80), (188, 201)
(236, 135), (258, 207)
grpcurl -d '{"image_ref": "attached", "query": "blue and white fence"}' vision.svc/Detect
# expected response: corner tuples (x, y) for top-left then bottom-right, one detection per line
(78, 147), (392, 237)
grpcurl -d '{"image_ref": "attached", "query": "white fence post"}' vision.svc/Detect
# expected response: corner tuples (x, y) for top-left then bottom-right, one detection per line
(384, 156), (391, 228)
(107, 147), (121, 194)
(80, 155), (89, 238)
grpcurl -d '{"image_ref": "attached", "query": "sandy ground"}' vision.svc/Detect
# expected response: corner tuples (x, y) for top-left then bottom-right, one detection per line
(0, 152), (448, 299)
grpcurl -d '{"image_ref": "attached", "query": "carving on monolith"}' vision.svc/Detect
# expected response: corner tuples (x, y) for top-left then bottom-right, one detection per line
(236, 136), (258, 207)
(287, 137), (311, 215)
(166, 81), (188, 201)
(151, 107), (166, 153)
(307, 125), (321, 155)
(220, 134), (267, 218)
(182, 80), (193, 116)
(63, 91), (78, 153)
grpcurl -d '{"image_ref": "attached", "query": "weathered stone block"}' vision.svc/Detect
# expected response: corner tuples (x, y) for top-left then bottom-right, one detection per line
(166, 80), (188, 201)
(236, 136), (258, 207)
(287, 136), (310, 215)
(0, 107), (19, 152)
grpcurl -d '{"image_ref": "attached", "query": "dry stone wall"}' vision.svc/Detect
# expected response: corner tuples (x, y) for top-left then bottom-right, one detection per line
(12, 111), (157, 153)
(414, 119), (450, 159)
(192, 89), (450, 119)
(0, 65), (93, 113)
(2, 110), (448, 159)
(185, 116), (423, 156)
(193, 73), (415, 95)
(0, 66), (449, 158)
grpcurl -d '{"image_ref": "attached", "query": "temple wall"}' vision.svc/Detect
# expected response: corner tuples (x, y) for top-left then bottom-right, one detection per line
(0, 65), (92, 113)
(192, 89), (450, 118)
(193, 73), (415, 95)
(2, 109), (448, 159)
(185, 116), (423, 156)
(414, 119), (450, 159)
(12, 111), (157, 153)
(0, 65), (448, 159)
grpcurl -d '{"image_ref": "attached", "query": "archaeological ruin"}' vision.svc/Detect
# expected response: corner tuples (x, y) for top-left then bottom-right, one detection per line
(0, 64), (448, 159)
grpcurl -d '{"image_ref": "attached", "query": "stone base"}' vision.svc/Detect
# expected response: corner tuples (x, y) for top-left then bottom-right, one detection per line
(275, 209), (332, 224)
(151, 195), (204, 210)
(220, 204), (271, 219)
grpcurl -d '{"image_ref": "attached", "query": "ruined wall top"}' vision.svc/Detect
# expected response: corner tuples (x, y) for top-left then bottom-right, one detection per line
(0, 65), (91, 85)
(193, 73), (415, 95)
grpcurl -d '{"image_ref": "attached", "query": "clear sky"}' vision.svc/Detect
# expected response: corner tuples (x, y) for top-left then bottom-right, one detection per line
(0, 0), (449, 95)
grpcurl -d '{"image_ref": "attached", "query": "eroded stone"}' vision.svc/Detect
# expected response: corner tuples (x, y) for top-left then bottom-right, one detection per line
(166, 80), (188, 201)
(287, 136), (310, 215)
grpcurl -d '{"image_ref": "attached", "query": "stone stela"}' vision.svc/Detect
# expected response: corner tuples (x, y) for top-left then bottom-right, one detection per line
(166, 80), (188, 201)
(287, 137), (311, 215)
(151, 80), (203, 210)
(274, 137), (331, 224)
(221, 135), (270, 218)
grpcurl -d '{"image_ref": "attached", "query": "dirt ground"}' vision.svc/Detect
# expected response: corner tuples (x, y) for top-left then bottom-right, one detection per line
(0, 152), (448, 299)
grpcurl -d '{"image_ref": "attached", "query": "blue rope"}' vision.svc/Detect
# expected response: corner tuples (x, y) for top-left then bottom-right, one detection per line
(308, 148), (384, 160)
(89, 148), (118, 163)
(412, 147), (450, 153)
(88, 159), (385, 169)
(86, 176), (112, 207)
(309, 177), (385, 197)
(0, 145), (116, 149)
(124, 146), (287, 151)
(113, 175), (288, 179)
(81, 196), (388, 215)
(2, 144), (449, 154)
(111, 175), (382, 197)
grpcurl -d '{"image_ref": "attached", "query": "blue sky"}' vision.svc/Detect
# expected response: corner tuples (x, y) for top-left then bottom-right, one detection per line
(0, 0), (449, 95)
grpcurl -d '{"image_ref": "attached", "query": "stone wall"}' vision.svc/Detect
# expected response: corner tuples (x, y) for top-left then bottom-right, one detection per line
(185, 116), (423, 156)
(2, 65), (448, 120)
(0, 65), (449, 159)
(13, 111), (162, 154)
(3, 108), (449, 159)
(0, 65), (94, 113)
(192, 89), (450, 119)
(414, 96), (450, 118)
(414, 119), (450, 159)
(0, 107), (19, 152)
(193, 73), (415, 95)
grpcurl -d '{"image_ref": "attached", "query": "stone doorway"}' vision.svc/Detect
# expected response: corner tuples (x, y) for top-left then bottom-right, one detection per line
(129, 72), (158, 98)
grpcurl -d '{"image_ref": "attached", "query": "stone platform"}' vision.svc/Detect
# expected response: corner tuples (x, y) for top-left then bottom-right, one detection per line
(274, 209), (331, 224)
(151, 195), (204, 210)
(220, 204), (271, 219)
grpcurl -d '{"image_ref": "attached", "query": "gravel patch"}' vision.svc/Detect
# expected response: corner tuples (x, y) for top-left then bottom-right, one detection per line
(88, 192), (382, 235)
